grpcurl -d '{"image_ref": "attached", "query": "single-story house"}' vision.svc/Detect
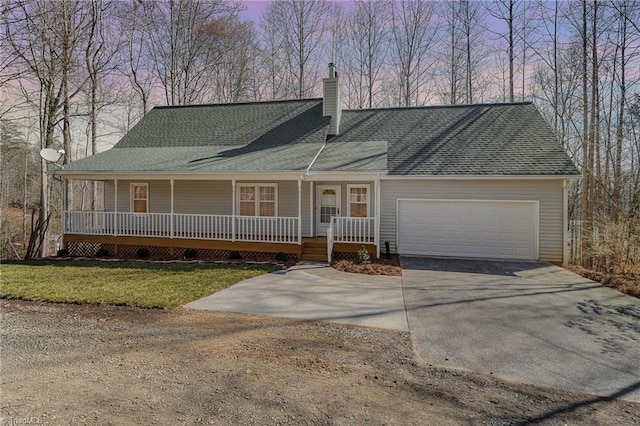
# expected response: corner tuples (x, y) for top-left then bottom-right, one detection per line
(59, 66), (580, 264)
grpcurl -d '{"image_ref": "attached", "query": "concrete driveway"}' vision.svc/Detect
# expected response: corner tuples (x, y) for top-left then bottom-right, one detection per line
(187, 263), (408, 331)
(401, 256), (640, 402)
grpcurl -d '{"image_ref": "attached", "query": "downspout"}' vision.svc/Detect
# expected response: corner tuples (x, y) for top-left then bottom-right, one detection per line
(306, 141), (326, 176)
(306, 141), (327, 238)
(563, 179), (569, 266)
(297, 177), (302, 245)
(375, 173), (381, 258)
(309, 181), (314, 237)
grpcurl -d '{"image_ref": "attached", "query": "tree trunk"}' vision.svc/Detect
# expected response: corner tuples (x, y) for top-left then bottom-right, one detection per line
(580, 0), (591, 267)
(508, 0), (514, 103)
(613, 3), (627, 217)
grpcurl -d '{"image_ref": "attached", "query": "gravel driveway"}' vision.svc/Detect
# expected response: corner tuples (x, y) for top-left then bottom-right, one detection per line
(401, 256), (640, 402)
(2, 300), (639, 425)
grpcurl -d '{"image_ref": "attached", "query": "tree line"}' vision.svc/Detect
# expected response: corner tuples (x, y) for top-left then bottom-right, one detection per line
(1, 0), (639, 274)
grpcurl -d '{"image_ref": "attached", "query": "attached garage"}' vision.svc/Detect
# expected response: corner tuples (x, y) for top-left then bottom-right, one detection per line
(397, 199), (539, 260)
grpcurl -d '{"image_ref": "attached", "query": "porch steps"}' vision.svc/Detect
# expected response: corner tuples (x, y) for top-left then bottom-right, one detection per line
(300, 240), (328, 262)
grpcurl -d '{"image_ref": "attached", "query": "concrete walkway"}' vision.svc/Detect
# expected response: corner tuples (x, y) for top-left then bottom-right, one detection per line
(187, 263), (408, 331)
(401, 256), (640, 402)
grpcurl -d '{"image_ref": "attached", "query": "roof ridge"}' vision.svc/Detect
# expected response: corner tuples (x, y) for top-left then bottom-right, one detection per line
(344, 101), (533, 113)
(153, 98), (323, 110)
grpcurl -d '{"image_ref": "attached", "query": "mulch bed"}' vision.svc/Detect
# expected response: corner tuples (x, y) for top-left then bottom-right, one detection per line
(332, 255), (402, 276)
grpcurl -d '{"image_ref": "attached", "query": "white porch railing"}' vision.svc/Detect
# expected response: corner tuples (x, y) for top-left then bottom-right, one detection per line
(235, 216), (299, 243)
(64, 211), (300, 244)
(332, 217), (375, 243)
(326, 216), (376, 262)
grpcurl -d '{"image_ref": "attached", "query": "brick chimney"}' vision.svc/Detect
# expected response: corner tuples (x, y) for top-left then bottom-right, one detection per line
(323, 63), (341, 136)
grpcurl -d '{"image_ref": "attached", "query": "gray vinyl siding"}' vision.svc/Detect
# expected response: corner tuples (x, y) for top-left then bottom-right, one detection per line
(380, 179), (565, 263)
(174, 181), (232, 215)
(301, 182), (311, 236)
(104, 181), (114, 210)
(104, 180), (170, 213)
(104, 179), (311, 234)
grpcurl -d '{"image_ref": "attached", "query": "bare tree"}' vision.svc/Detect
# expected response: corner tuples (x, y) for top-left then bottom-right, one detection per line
(390, 0), (439, 107)
(261, 0), (335, 99)
(140, 0), (236, 105)
(343, 0), (390, 109)
(116, 0), (155, 118)
(438, 1), (468, 105)
(458, 0), (487, 104)
(199, 15), (259, 103)
(488, 0), (516, 102)
(84, 0), (118, 210)
(4, 0), (90, 257)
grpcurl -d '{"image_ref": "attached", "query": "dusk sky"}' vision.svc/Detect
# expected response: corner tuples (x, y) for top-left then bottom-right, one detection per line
(238, 0), (509, 39)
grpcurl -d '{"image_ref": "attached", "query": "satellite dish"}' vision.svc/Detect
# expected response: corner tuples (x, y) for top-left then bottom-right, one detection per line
(40, 148), (64, 163)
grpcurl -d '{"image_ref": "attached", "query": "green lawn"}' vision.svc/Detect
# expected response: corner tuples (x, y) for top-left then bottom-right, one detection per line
(0, 260), (279, 308)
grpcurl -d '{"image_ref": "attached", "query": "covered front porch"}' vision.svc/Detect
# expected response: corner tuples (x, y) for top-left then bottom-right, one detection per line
(61, 174), (380, 261)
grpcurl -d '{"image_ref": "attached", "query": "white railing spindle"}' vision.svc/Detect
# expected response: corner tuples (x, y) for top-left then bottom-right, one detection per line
(64, 211), (300, 244)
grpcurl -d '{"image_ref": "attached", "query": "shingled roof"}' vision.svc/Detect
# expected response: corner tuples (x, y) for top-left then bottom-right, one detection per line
(62, 98), (579, 176)
(320, 102), (579, 176)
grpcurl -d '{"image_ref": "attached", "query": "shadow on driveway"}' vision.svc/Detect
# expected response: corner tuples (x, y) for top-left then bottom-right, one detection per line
(400, 256), (640, 402)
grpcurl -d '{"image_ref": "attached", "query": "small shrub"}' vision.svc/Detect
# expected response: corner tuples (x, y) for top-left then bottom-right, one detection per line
(136, 247), (150, 258)
(56, 249), (69, 257)
(385, 241), (390, 257)
(274, 252), (288, 262)
(183, 248), (197, 259)
(357, 246), (371, 264)
(228, 250), (242, 260)
(95, 248), (110, 257)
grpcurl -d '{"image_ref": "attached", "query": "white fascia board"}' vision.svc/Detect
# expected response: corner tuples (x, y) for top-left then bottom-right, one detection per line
(58, 171), (309, 181)
(58, 170), (385, 182)
(303, 171), (382, 181)
(380, 174), (581, 181)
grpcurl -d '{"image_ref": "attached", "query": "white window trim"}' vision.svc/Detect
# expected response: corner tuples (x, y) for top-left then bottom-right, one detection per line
(346, 184), (370, 217)
(130, 183), (149, 213)
(236, 183), (278, 216)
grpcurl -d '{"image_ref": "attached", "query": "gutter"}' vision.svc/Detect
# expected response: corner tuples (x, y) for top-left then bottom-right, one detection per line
(380, 174), (581, 181)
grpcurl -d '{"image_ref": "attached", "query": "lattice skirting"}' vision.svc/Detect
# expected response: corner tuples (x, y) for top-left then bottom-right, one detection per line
(66, 241), (298, 262)
(67, 242), (102, 257)
(333, 251), (359, 262)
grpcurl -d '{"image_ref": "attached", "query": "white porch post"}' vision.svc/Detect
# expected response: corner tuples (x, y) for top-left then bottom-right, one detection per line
(375, 175), (381, 258)
(298, 178), (302, 244)
(170, 179), (174, 239)
(231, 179), (236, 242)
(114, 179), (118, 236)
(309, 181), (313, 237)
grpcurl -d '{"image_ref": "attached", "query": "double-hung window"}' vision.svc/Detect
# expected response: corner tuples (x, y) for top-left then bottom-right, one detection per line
(131, 183), (148, 213)
(347, 184), (369, 217)
(238, 184), (277, 216)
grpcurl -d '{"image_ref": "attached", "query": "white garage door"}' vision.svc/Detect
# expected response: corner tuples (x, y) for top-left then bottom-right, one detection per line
(397, 199), (538, 260)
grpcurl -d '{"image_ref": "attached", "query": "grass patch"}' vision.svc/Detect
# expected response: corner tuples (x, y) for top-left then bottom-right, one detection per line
(0, 260), (279, 309)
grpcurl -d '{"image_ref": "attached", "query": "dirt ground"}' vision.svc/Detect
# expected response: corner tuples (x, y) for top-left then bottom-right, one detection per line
(1, 301), (638, 425)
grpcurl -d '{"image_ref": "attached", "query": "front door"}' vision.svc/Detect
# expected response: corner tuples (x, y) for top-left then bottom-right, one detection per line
(316, 185), (341, 236)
